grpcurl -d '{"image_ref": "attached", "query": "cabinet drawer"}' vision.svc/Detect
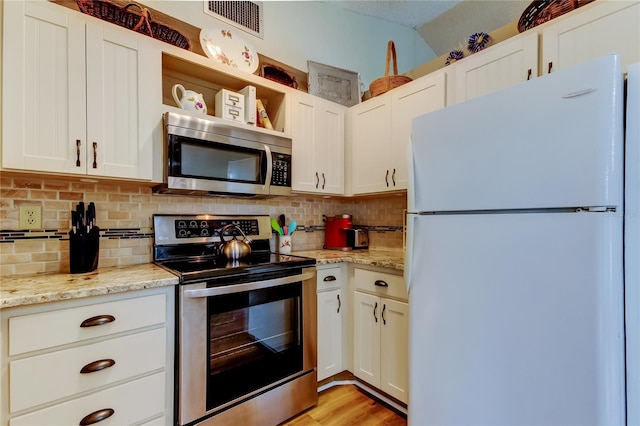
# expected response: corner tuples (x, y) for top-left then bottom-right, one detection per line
(9, 372), (165, 426)
(354, 268), (407, 301)
(8, 293), (166, 356)
(10, 328), (166, 413)
(317, 267), (343, 292)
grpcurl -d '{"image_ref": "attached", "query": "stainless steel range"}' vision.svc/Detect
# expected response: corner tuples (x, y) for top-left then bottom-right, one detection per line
(153, 214), (318, 426)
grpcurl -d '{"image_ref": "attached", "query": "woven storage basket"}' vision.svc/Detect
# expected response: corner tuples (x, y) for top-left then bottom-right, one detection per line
(369, 41), (412, 98)
(76, 0), (191, 50)
(518, 0), (595, 32)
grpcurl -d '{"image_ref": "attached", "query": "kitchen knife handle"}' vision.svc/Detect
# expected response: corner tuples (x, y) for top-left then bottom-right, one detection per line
(385, 170), (389, 187)
(79, 408), (115, 425)
(337, 294), (341, 313)
(382, 303), (386, 325)
(76, 140), (82, 167)
(92, 142), (98, 169)
(373, 302), (378, 323)
(322, 173), (326, 190)
(374, 280), (388, 287)
(80, 315), (115, 328)
(315, 172), (319, 189)
(80, 359), (116, 374)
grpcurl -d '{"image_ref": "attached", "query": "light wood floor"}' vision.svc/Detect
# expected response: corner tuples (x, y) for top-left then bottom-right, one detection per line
(282, 384), (407, 426)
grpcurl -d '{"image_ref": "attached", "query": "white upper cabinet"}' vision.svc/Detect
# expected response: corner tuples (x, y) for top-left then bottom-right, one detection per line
(2, 1), (157, 180)
(350, 72), (445, 194)
(541, 0), (640, 75)
(291, 92), (345, 194)
(455, 32), (539, 104)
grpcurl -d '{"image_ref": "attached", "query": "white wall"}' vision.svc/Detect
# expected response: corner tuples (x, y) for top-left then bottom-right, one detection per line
(147, 0), (435, 87)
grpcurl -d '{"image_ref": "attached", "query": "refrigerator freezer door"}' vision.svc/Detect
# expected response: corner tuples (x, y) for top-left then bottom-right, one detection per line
(409, 54), (623, 213)
(625, 61), (640, 426)
(407, 212), (625, 426)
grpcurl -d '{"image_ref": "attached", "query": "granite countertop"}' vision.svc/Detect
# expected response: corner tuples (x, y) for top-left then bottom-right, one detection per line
(1, 249), (404, 309)
(293, 248), (405, 272)
(0, 263), (179, 309)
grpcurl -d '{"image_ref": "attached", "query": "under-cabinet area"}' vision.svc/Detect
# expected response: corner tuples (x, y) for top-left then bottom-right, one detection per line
(0, 286), (175, 426)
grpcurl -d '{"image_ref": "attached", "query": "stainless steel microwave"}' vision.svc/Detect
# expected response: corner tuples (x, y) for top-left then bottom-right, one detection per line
(153, 112), (292, 198)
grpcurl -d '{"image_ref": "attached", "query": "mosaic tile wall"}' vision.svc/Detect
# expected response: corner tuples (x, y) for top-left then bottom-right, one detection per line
(0, 173), (407, 276)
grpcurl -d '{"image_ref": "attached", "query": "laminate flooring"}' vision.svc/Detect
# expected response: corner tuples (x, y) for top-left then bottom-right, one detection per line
(282, 384), (407, 426)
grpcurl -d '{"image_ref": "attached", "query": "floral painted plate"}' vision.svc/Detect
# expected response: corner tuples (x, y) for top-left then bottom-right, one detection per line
(199, 25), (259, 73)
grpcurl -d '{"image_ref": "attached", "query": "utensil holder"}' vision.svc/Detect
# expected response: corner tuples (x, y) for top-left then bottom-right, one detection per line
(70, 228), (100, 274)
(277, 235), (292, 254)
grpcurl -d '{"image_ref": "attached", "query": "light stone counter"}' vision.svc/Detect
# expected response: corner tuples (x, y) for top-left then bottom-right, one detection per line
(292, 248), (405, 272)
(0, 263), (179, 309)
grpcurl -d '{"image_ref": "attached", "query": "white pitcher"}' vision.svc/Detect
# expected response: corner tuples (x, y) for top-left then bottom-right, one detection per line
(172, 84), (207, 115)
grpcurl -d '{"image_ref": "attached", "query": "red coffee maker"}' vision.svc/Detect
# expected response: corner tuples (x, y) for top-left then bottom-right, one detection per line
(324, 214), (353, 250)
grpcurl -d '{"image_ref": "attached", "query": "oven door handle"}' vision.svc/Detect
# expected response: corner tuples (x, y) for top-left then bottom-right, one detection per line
(183, 271), (315, 298)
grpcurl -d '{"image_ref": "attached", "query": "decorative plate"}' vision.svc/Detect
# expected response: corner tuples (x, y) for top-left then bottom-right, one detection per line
(199, 25), (259, 73)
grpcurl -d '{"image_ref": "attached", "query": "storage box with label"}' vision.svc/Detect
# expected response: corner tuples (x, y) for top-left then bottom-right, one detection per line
(215, 89), (245, 122)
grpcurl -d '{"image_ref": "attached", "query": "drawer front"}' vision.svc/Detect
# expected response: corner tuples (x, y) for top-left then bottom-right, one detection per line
(10, 328), (166, 413)
(220, 90), (245, 108)
(9, 293), (166, 356)
(221, 105), (244, 121)
(9, 372), (165, 426)
(354, 268), (407, 301)
(317, 267), (343, 292)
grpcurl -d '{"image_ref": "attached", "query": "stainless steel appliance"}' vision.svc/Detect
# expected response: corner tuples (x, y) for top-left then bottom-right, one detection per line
(153, 214), (317, 426)
(346, 227), (369, 249)
(153, 112), (292, 198)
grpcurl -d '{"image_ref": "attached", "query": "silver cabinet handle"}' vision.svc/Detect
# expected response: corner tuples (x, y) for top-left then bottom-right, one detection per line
(79, 408), (115, 425)
(323, 275), (336, 282)
(80, 315), (115, 328)
(80, 359), (116, 374)
(374, 280), (388, 287)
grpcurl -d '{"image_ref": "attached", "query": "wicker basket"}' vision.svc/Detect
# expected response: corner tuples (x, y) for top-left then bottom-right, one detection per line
(369, 41), (412, 98)
(518, 0), (596, 32)
(76, 0), (191, 50)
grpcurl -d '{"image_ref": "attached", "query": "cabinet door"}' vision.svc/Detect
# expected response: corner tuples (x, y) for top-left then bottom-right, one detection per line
(455, 32), (539, 103)
(350, 95), (393, 194)
(2, 1), (87, 174)
(380, 298), (409, 404)
(85, 23), (153, 180)
(391, 72), (446, 190)
(316, 100), (345, 194)
(291, 93), (318, 192)
(317, 288), (343, 381)
(541, 1), (640, 75)
(353, 291), (381, 387)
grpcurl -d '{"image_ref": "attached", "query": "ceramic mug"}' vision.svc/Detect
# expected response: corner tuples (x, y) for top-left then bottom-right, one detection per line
(172, 84), (207, 114)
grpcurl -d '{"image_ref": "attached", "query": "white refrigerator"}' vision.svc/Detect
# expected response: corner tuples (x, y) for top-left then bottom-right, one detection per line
(406, 54), (639, 425)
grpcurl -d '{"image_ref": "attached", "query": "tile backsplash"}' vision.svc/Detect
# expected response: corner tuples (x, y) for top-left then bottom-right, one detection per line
(0, 173), (407, 276)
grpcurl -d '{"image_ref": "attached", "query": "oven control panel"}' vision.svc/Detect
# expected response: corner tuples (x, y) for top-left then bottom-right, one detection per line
(174, 219), (259, 239)
(154, 214), (273, 245)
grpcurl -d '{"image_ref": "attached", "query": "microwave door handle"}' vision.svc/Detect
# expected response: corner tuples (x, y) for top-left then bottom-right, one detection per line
(264, 144), (273, 194)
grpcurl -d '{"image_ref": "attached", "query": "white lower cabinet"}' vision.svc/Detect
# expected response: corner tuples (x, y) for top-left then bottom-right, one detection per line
(0, 287), (174, 426)
(353, 268), (408, 403)
(316, 265), (345, 381)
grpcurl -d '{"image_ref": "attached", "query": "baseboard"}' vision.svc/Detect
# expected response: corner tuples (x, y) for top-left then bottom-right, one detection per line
(317, 378), (408, 416)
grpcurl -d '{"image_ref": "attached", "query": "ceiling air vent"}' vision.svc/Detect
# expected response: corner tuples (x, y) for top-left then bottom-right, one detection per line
(204, 1), (264, 39)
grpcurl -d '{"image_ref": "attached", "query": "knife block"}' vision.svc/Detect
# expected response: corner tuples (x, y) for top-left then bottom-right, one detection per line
(69, 227), (100, 274)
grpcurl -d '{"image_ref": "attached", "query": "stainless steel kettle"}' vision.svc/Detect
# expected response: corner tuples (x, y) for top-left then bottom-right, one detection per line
(219, 224), (252, 260)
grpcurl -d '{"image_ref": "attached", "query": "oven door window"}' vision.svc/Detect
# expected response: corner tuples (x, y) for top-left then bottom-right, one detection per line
(171, 135), (266, 184)
(207, 282), (303, 409)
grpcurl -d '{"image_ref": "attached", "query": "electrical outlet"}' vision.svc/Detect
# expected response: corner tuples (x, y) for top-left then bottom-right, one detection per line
(19, 205), (42, 229)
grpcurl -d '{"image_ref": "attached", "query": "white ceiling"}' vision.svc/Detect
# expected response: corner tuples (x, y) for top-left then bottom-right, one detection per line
(329, 0), (530, 56)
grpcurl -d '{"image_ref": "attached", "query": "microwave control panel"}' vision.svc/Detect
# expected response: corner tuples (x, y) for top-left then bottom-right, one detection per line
(271, 154), (291, 187)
